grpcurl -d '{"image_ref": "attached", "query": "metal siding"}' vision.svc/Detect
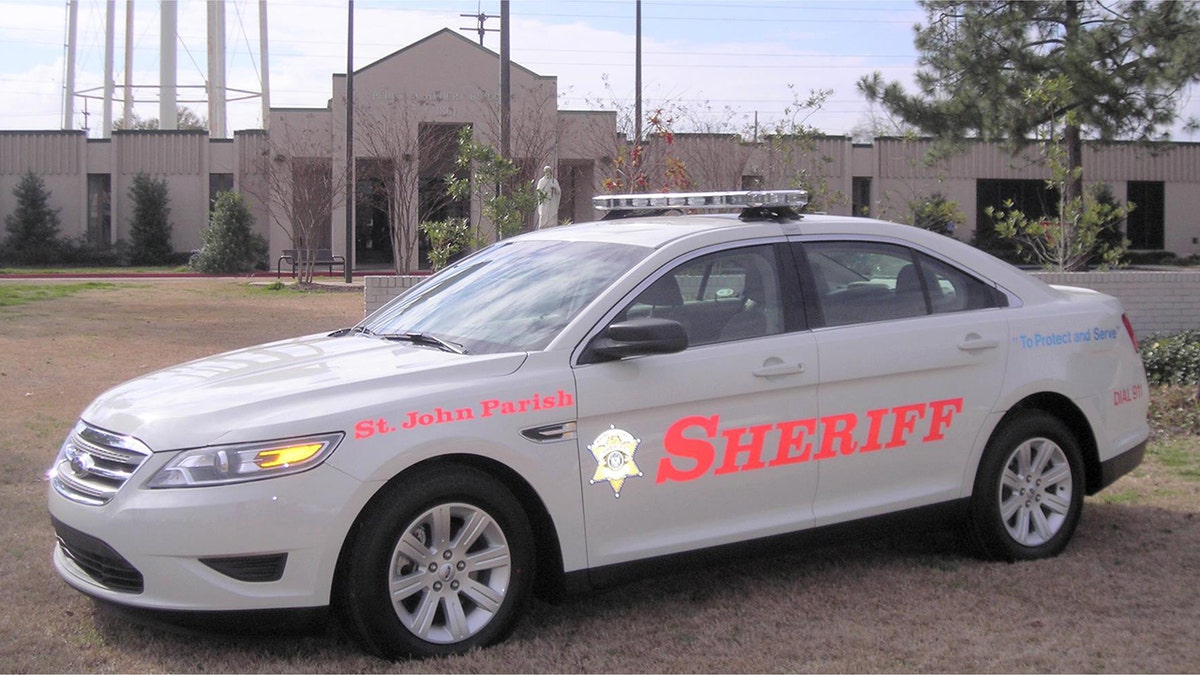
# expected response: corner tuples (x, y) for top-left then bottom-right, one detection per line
(1086, 144), (1200, 183)
(877, 139), (1200, 185)
(116, 133), (206, 175)
(0, 132), (82, 175)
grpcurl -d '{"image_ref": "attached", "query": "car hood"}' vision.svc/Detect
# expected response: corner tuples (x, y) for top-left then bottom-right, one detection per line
(81, 332), (527, 451)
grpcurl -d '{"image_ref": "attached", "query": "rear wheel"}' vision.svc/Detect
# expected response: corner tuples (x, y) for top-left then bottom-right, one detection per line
(967, 412), (1085, 561)
(339, 465), (533, 659)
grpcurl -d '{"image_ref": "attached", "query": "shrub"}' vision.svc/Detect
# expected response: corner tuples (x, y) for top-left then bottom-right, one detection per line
(190, 192), (267, 274)
(59, 236), (131, 267)
(1140, 331), (1200, 386)
(419, 218), (470, 272)
(908, 192), (964, 237)
(2, 171), (63, 264)
(127, 173), (174, 265)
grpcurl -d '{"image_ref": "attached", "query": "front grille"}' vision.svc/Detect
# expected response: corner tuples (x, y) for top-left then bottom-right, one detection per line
(52, 517), (144, 593)
(50, 423), (151, 506)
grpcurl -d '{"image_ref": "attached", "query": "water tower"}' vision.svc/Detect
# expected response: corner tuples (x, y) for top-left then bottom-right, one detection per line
(62, 0), (271, 137)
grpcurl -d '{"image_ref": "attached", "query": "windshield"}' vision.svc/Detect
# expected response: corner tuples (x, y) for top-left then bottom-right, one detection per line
(359, 239), (650, 354)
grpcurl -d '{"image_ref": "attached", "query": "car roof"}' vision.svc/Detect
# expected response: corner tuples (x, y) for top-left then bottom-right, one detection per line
(518, 212), (774, 249)
(521, 210), (1058, 304)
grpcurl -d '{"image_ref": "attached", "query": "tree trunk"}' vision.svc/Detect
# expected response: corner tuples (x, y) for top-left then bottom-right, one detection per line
(1063, 0), (1083, 207)
(1065, 121), (1083, 206)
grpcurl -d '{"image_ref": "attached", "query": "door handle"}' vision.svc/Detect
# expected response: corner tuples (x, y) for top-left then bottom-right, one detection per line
(753, 362), (806, 377)
(957, 336), (1000, 352)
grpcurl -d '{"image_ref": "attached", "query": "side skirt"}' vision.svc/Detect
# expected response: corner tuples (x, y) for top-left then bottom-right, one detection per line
(563, 498), (971, 594)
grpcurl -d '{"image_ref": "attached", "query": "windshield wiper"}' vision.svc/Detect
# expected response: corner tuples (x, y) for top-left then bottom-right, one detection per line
(328, 325), (375, 337)
(379, 332), (467, 354)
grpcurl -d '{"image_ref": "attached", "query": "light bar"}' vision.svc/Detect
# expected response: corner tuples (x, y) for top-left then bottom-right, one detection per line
(593, 189), (809, 212)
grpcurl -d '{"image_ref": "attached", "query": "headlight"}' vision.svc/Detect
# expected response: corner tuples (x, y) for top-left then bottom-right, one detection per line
(145, 432), (344, 488)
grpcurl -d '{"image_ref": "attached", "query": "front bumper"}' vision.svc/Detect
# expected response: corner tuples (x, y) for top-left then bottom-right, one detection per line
(47, 459), (376, 611)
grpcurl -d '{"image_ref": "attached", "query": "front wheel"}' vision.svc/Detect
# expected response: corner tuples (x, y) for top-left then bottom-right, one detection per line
(339, 465), (534, 659)
(967, 411), (1085, 561)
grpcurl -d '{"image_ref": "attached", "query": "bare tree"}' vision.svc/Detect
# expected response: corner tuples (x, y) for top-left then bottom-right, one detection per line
(667, 102), (755, 191)
(356, 98), (462, 273)
(749, 87), (848, 212)
(243, 121), (347, 284)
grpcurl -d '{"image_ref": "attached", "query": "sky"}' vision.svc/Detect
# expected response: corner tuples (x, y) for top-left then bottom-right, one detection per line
(1, 0), (1197, 141)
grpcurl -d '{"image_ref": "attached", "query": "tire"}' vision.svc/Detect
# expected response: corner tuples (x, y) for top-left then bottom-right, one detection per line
(967, 411), (1085, 562)
(339, 464), (534, 659)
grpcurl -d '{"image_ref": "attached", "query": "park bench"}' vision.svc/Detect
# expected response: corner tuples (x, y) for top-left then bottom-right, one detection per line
(276, 249), (346, 278)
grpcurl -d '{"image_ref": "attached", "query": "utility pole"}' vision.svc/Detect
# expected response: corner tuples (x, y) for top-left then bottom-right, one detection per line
(344, 0), (354, 283)
(499, 1), (511, 161)
(459, 7), (498, 46)
(635, 0), (642, 144)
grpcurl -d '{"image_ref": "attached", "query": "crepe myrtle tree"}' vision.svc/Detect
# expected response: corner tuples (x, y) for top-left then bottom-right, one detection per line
(243, 122), (348, 285)
(356, 98), (463, 274)
(752, 87), (847, 213)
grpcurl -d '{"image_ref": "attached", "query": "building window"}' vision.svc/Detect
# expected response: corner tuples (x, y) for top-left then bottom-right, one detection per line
(975, 179), (1060, 257)
(852, 177), (872, 216)
(209, 173), (234, 211)
(1126, 181), (1164, 250)
(86, 174), (111, 247)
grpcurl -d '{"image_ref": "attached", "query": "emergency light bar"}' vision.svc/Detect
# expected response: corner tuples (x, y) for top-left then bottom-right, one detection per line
(593, 189), (808, 212)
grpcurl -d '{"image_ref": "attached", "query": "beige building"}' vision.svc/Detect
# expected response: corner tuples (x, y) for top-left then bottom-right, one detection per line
(2, 29), (1199, 269)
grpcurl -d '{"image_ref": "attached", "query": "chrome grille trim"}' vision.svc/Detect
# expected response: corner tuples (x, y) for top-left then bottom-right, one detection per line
(50, 422), (151, 506)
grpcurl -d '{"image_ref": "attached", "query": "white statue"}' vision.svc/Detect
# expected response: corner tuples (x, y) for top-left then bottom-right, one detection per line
(536, 165), (561, 229)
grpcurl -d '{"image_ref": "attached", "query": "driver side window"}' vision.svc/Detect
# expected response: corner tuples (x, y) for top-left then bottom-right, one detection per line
(622, 245), (785, 346)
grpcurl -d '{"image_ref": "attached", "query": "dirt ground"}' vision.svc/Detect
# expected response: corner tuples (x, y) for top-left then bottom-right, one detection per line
(1, 279), (1198, 673)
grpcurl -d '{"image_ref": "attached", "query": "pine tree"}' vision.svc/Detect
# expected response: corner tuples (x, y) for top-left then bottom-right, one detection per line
(190, 191), (267, 274)
(859, 1), (1200, 204)
(2, 171), (63, 264)
(127, 173), (174, 265)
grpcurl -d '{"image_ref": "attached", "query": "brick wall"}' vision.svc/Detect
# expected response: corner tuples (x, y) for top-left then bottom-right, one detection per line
(1033, 271), (1200, 337)
(364, 271), (1200, 338)
(362, 275), (426, 316)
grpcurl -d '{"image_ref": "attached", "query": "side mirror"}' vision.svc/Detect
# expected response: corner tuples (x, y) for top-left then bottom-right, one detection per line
(584, 318), (689, 363)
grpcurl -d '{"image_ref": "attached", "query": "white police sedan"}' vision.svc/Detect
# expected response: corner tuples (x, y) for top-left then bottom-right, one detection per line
(48, 190), (1149, 659)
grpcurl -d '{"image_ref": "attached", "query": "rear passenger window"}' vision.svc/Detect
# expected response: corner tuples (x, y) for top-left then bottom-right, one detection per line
(803, 241), (997, 327)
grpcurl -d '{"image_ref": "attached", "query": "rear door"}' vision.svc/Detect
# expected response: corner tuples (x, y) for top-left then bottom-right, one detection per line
(797, 239), (1010, 525)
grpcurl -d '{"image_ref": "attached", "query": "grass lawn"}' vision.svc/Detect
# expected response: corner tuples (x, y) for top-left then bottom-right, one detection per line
(0, 279), (1196, 672)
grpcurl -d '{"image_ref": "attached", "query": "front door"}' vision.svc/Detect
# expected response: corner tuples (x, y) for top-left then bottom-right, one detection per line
(572, 243), (821, 568)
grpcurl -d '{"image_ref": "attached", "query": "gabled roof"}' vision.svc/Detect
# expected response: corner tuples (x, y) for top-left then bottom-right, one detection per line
(350, 28), (550, 81)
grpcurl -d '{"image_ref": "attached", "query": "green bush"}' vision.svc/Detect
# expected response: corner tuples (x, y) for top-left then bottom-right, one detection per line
(1140, 331), (1200, 386)
(2, 171), (63, 264)
(127, 173), (174, 265)
(59, 236), (131, 267)
(908, 192), (964, 237)
(190, 192), (267, 274)
(419, 218), (470, 271)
